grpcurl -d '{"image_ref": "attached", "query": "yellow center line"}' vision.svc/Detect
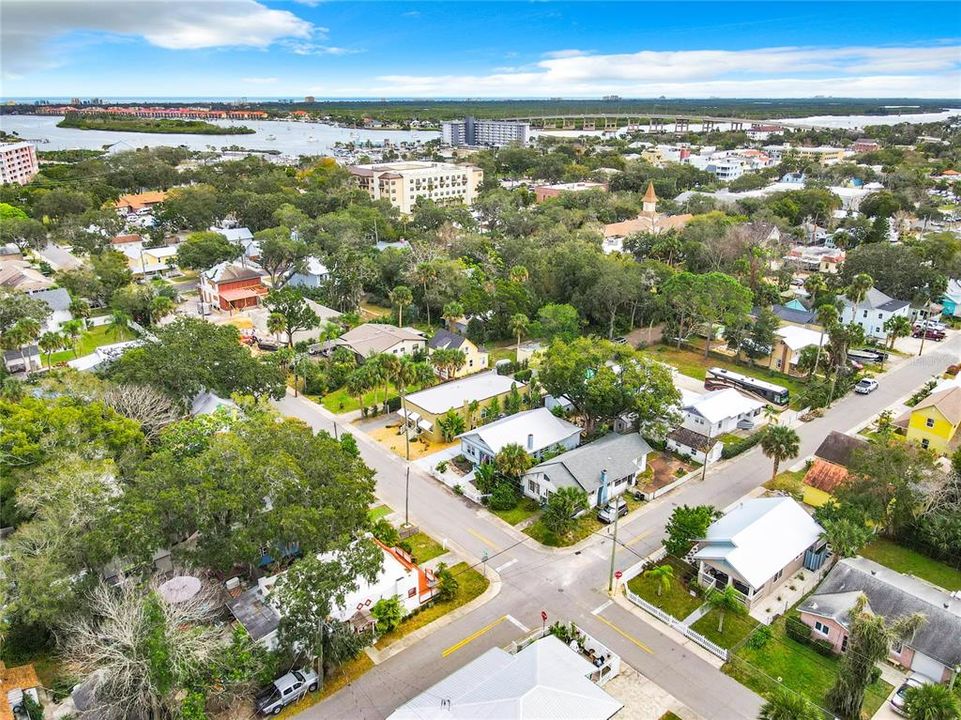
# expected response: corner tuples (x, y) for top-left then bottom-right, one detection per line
(593, 614), (654, 654)
(628, 529), (653, 546)
(467, 528), (499, 551)
(441, 616), (508, 657)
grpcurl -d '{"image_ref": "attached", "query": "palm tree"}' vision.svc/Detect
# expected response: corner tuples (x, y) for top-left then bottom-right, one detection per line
(509, 265), (529, 284)
(108, 310), (129, 340)
(494, 442), (533, 480)
(69, 297), (91, 322)
(441, 302), (464, 331)
(266, 312), (285, 342)
(149, 295), (175, 325)
(467, 399), (480, 429)
(704, 584), (747, 633)
(758, 688), (822, 720)
(61, 318), (85, 356)
(374, 352), (400, 411)
(346, 367), (372, 416)
(760, 425), (800, 483)
(883, 314), (912, 350)
(845, 272), (874, 328)
(38, 331), (63, 368)
(803, 274), (826, 304)
(391, 357), (421, 460)
(903, 682), (961, 720)
(412, 261), (438, 327)
(814, 303), (838, 382)
(644, 564), (674, 597)
(509, 313), (529, 354)
(389, 285), (413, 327)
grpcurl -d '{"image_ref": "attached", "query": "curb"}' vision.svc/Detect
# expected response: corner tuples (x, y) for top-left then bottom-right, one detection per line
(364, 567), (503, 665)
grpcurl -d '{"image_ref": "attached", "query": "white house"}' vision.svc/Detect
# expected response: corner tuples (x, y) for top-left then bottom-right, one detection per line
(388, 634), (622, 720)
(666, 388), (765, 463)
(211, 226), (260, 261)
(523, 432), (652, 508)
(458, 407), (581, 466)
(840, 287), (911, 340)
(227, 541), (432, 649)
(30, 287), (73, 333)
(287, 257), (330, 289)
(693, 497), (827, 609)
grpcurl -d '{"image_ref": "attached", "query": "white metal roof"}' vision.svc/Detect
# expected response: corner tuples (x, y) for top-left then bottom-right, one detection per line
(776, 325), (826, 354)
(693, 497), (823, 589)
(405, 371), (523, 416)
(458, 407), (580, 456)
(686, 388), (765, 424)
(388, 635), (622, 720)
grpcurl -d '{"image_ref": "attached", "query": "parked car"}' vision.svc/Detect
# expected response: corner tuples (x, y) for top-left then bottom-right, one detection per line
(855, 378), (879, 394)
(613, 336), (628, 345)
(256, 337), (280, 351)
(914, 319), (946, 332)
(913, 327), (946, 341)
(256, 668), (319, 715)
(597, 498), (628, 524)
(890, 673), (934, 715)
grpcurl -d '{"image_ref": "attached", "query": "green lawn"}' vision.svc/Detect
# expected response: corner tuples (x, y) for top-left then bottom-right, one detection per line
(860, 538), (961, 591)
(320, 381), (425, 414)
(639, 344), (807, 406)
(491, 497), (540, 526)
(276, 653), (374, 719)
(46, 324), (136, 364)
(368, 505), (392, 522)
(626, 558), (704, 620)
(658, 713), (683, 720)
(724, 614), (893, 719)
(404, 532), (446, 564)
(374, 562), (489, 649)
(690, 609), (757, 649)
(488, 346), (517, 365)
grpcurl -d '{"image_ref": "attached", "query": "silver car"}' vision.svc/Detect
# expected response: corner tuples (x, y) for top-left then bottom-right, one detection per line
(890, 673), (933, 715)
(256, 668), (319, 715)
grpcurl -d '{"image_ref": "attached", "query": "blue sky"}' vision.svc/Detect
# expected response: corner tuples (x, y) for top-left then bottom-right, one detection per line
(3, 1), (960, 98)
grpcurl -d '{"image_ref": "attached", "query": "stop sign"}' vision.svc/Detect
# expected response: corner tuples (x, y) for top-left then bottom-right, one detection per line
(614, 570), (623, 579)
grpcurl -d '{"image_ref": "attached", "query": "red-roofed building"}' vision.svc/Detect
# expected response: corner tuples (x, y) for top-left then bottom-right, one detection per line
(200, 260), (268, 312)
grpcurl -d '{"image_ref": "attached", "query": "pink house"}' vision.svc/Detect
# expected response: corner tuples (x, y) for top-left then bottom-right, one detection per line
(798, 557), (961, 684)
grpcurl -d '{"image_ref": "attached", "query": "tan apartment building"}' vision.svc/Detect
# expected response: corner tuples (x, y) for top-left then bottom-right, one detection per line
(348, 161), (483, 214)
(0, 142), (39, 185)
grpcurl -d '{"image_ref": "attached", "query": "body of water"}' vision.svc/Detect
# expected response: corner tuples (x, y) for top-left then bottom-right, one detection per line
(0, 114), (439, 155)
(778, 108), (961, 129)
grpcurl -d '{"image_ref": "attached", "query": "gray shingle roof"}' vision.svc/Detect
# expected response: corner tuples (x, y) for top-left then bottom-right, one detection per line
(813, 431), (868, 468)
(527, 432), (651, 493)
(803, 557), (961, 667)
(31, 287), (71, 313)
(227, 586), (280, 642)
(428, 328), (467, 351)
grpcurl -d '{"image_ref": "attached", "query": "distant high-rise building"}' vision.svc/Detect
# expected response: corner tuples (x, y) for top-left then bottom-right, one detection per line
(304, 96), (316, 103)
(0, 142), (39, 185)
(348, 161), (483, 214)
(441, 117), (529, 148)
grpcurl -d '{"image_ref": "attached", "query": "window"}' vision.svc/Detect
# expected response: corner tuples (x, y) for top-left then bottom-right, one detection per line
(921, 438), (930, 449)
(841, 635), (849, 652)
(926, 417), (936, 428)
(892, 640), (903, 654)
(862, 310), (868, 318)
(772, 568), (783, 582)
(408, 587), (416, 598)
(814, 621), (830, 636)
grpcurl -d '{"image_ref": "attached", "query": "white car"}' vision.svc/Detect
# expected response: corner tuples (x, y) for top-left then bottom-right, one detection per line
(890, 673), (934, 715)
(855, 378), (879, 395)
(256, 668), (319, 715)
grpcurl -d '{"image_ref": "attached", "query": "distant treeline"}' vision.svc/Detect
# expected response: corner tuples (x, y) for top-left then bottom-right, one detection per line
(56, 112), (255, 135)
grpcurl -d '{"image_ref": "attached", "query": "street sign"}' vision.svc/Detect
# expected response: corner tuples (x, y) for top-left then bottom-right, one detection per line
(614, 570), (623, 580)
(540, 610), (548, 622)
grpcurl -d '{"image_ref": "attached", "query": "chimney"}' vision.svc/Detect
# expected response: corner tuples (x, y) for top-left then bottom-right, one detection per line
(527, 433), (534, 450)
(601, 468), (608, 485)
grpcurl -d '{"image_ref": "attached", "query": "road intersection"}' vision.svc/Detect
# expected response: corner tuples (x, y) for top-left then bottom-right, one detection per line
(276, 333), (961, 720)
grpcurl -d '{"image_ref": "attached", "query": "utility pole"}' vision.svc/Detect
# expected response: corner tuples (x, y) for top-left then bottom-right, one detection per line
(700, 422), (714, 482)
(405, 466), (410, 526)
(607, 501), (620, 594)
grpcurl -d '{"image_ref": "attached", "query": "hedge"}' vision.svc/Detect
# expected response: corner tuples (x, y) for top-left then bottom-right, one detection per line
(721, 429), (766, 459)
(785, 614), (812, 644)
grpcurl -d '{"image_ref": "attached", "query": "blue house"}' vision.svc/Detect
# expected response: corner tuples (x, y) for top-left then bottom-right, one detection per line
(942, 279), (961, 318)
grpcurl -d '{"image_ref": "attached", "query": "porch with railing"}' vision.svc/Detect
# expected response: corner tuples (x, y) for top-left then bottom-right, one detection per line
(698, 569), (752, 609)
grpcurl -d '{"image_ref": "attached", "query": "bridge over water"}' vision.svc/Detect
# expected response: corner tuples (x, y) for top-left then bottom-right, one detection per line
(496, 113), (822, 132)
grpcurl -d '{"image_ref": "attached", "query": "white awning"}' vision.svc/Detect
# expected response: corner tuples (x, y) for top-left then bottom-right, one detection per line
(399, 408), (421, 422)
(417, 419), (433, 431)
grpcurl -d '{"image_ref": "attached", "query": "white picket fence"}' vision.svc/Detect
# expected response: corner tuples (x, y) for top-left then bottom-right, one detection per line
(624, 587), (729, 661)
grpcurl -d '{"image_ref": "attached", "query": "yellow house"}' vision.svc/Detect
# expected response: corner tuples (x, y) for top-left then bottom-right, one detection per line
(906, 386), (961, 453)
(427, 329), (489, 379)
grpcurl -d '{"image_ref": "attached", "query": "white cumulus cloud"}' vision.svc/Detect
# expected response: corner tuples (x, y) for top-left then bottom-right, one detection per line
(332, 44), (961, 98)
(2, 0), (315, 78)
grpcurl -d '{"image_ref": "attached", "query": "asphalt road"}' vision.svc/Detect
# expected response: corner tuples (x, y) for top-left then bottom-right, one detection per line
(275, 332), (961, 720)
